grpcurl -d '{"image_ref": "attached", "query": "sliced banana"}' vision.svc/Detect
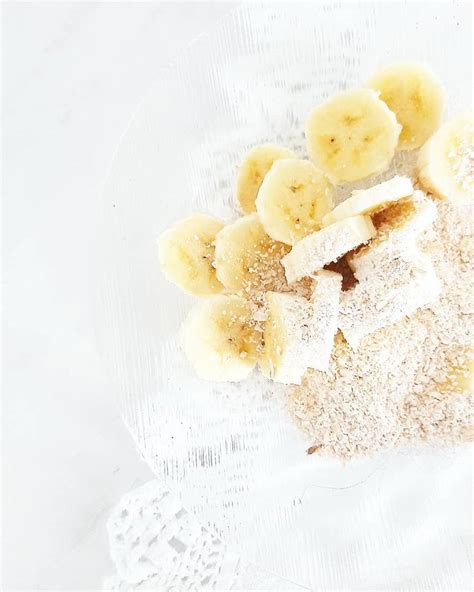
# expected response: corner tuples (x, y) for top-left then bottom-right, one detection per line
(282, 215), (376, 284)
(339, 249), (440, 350)
(214, 213), (290, 295)
(236, 144), (297, 214)
(417, 112), (473, 204)
(305, 88), (401, 184)
(256, 159), (334, 245)
(435, 356), (474, 394)
(307, 270), (342, 371)
(261, 292), (313, 385)
(350, 192), (437, 273)
(159, 214), (224, 296)
(261, 270), (342, 383)
(322, 175), (413, 226)
(367, 62), (445, 150)
(181, 295), (262, 382)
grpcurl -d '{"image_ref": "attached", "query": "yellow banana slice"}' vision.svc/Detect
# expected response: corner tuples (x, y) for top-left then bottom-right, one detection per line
(367, 62), (445, 150)
(236, 144), (297, 213)
(322, 175), (413, 226)
(261, 291), (313, 385)
(435, 355), (474, 394)
(181, 295), (262, 382)
(282, 215), (376, 284)
(305, 88), (401, 184)
(159, 214), (224, 296)
(417, 112), (474, 204)
(339, 249), (440, 349)
(255, 159), (334, 245)
(350, 191), (437, 273)
(214, 213), (290, 295)
(261, 270), (342, 384)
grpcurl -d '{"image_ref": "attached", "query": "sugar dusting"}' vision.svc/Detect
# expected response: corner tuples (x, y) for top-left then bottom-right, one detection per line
(288, 199), (473, 458)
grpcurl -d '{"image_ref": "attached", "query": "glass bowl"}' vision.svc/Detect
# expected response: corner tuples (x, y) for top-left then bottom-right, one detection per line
(96, 3), (472, 588)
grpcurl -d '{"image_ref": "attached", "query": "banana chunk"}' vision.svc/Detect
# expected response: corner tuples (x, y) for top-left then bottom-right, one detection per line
(236, 144), (297, 214)
(262, 292), (313, 385)
(214, 213), (290, 295)
(367, 62), (445, 150)
(182, 295), (262, 382)
(256, 159), (334, 245)
(261, 270), (342, 384)
(435, 356), (474, 394)
(305, 88), (401, 184)
(282, 215), (376, 284)
(322, 175), (413, 226)
(308, 270), (343, 371)
(350, 191), (437, 270)
(417, 112), (474, 204)
(159, 214), (224, 296)
(339, 250), (441, 349)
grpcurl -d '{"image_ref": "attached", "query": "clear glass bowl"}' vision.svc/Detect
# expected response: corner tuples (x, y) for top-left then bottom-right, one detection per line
(96, 3), (472, 588)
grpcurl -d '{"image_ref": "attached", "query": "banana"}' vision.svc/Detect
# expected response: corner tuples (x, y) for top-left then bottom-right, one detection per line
(261, 270), (342, 383)
(307, 270), (342, 371)
(181, 294), (262, 382)
(417, 112), (473, 204)
(350, 192), (437, 274)
(367, 62), (445, 150)
(261, 291), (313, 385)
(255, 159), (334, 245)
(214, 213), (290, 295)
(322, 175), (413, 226)
(305, 88), (401, 184)
(370, 190), (436, 241)
(339, 249), (441, 349)
(159, 214), (224, 296)
(436, 355), (474, 394)
(282, 215), (376, 284)
(236, 144), (297, 214)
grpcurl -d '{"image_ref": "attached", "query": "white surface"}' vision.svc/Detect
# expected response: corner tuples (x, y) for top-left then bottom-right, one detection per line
(2, 3), (235, 590)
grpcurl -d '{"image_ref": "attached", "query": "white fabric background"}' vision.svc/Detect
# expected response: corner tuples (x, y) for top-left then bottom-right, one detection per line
(2, 3), (236, 589)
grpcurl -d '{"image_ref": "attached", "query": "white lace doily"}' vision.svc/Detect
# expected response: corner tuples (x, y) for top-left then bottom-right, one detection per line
(104, 480), (307, 591)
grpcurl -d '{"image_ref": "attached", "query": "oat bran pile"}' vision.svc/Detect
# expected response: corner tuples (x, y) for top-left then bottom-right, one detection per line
(289, 199), (473, 459)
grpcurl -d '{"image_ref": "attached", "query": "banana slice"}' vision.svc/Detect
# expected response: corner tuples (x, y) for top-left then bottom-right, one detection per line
(159, 214), (224, 296)
(350, 192), (437, 273)
(307, 270), (342, 371)
(214, 213), (290, 295)
(305, 88), (401, 184)
(417, 112), (474, 204)
(282, 215), (376, 284)
(322, 175), (413, 226)
(182, 295), (262, 382)
(261, 270), (342, 383)
(367, 62), (445, 150)
(436, 356), (474, 394)
(236, 144), (297, 214)
(261, 292), (313, 385)
(255, 159), (334, 245)
(339, 249), (440, 349)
